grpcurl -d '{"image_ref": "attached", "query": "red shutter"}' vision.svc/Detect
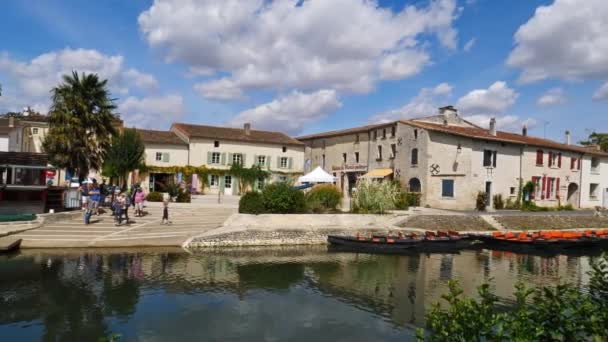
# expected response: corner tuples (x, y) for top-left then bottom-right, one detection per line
(578, 158), (581, 170)
(571, 158), (575, 170)
(536, 150), (544, 165)
(558, 153), (562, 168)
(546, 178), (552, 199)
(548, 152), (553, 167)
(541, 176), (546, 199)
(556, 178), (560, 199)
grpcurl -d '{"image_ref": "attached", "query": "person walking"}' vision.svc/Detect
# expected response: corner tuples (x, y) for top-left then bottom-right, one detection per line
(123, 191), (131, 225)
(134, 188), (146, 217)
(79, 182), (90, 210)
(89, 183), (101, 216)
(99, 179), (108, 207)
(114, 193), (125, 226)
(161, 193), (171, 225)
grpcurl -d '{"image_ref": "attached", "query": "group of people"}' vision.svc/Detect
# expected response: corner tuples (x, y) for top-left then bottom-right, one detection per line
(79, 180), (170, 226)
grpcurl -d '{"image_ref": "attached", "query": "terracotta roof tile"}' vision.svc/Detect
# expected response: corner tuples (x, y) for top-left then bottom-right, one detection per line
(172, 123), (303, 146)
(296, 122), (394, 140)
(135, 129), (187, 145)
(400, 120), (608, 157)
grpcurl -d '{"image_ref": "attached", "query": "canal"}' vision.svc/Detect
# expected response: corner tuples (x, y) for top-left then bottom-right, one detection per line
(0, 246), (602, 341)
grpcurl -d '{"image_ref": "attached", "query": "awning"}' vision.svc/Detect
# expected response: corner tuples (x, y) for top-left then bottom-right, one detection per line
(361, 168), (393, 179)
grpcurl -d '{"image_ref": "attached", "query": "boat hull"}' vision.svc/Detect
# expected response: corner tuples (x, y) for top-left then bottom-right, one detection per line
(327, 235), (472, 254)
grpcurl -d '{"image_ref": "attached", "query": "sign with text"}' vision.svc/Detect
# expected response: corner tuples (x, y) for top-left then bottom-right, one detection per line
(332, 164), (367, 172)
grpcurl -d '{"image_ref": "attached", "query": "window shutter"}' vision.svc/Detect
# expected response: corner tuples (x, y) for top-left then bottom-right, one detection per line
(221, 153), (226, 165)
(536, 150), (543, 165)
(227, 153), (233, 165)
(492, 151), (497, 168)
(162, 153), (170, 162)
(548, 152), (553, 166)
(233, 177), (239, 195)
(571, 158), (575, 170)
(277, 157), (281, 168)
(207, 174), (212, 187)
(288, 157), (293, 169)
(541, 176), (546, 199)
(207, 152), (212, 164)
(253, 154), (257, 166)
(242, 154), (247, 166)
(546, 178), (552, 199)
(577, 158), (581, 170)
(558, 153), (562, 168)
(219, 175), (225, 191)
(556, 178), (560, 199)
(267, 155), (271, 169)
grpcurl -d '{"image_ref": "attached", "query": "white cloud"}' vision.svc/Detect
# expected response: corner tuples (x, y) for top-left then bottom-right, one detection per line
(0, 48), (158, 113)
(537, 88), (565, 107)
(456, 81), (518, 114)
(507, 0), (608, 83)
(119, 95), (184, 129)
(464, 114), (537, 132)
(229, 89), (342, 135)
(592, 82), (608, 101)
(463, 38), (476, 52)
(139, 0), (459, 99)
(370, 83), (452, 123)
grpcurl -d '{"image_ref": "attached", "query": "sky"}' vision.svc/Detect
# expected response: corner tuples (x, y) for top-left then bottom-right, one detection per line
(0, 0), (607, 143)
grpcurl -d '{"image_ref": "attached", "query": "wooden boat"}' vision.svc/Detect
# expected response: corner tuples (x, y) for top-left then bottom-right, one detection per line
(472, 230), (608, 251)
(327, 231), (472, 254)
(0, 238), (22, 253)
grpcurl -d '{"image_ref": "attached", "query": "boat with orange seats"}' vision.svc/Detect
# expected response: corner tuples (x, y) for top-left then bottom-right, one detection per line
(327, 231), (473, 254)
(472, 229), (608, 251)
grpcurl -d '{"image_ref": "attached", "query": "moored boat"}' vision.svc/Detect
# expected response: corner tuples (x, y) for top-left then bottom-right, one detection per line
(471, 229), (608, 251)
(327, 231), (472, 254)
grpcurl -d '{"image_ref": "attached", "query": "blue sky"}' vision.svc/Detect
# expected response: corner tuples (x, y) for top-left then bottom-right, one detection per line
(0, 0), (606, 143)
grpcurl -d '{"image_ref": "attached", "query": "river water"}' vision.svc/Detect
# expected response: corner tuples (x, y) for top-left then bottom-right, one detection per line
(0, 246), (603, 341)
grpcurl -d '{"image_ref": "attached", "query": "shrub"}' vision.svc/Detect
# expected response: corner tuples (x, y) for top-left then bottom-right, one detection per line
(239, 191), (266, 214)
(352, 179), (399, 214)
(175, 189), (191, 203)
(504, 197), (521, 210)
(306, 184), (342, 213)
(476, 191), (488, 211)
(394, 193), (409, 210)
(493, 194), (504, 210)
(261, 182), (307, 213)
(146, 192), (163, 202)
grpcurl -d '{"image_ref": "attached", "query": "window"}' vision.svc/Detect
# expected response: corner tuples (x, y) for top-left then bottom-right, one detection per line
(373, 130), (377, 140)
(355, 134), (360, 144)
(280, 157), (288, 168)
(510, 187), (516, 195)
(390, 144), (397, 159)
(279, 176), (287, 182)
(210, 175), (218, 187)
(549, 178), (556, 199)
(414, 129), (418, 140)
(224, 175), (232, 189)
(322, 154), (326, 168)
(533, 177), (542, 199)
(377, 146), (382, 160)
(232, 153), (243, 165)
(548, 152), (560, 167)
(282, 146), (287, 153)
(257, 155), (266, 166)
(591, 157), (600, 173)
(32, 128), (38, 134)
(382, 128), (386, 139)
(214, 140), (220, 148)
(211, 152), (221, 164)
(590, 183), (599, 199)
(391, 126), (396, 137)
(355, 152), (359, 163)
(155, 152), (162, 161)
(342, 153), (347, 163)
(571, 157), (578, 170)
(411, 148), (418, 166)
(258, 177), (265, 190)
(536, 149), (544, 166)
(156, 152), (169, 162)
(441, 179), (454, 198)
(483, 150), (497, 167)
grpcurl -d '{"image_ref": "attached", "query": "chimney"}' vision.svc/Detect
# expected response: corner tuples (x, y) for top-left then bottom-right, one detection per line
(8, 116), (14, 128)
(439, 105), (457, 118)
(522, 125), (528, 137)
(244, 123), (251, 136)
(489, 118), (497, 136)
(565, 130), (571, 145)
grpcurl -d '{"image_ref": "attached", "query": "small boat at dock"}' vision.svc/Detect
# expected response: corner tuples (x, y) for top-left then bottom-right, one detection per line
(328, 231), (472, 254)
(471, 230), (608, 251)
(0, 238), (22, 253)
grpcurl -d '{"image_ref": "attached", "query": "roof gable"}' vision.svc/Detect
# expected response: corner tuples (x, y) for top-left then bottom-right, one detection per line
(172, 123), (303, 146)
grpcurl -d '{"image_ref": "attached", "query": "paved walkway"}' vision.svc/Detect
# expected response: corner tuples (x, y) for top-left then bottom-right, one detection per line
(11, 203), (235, 248)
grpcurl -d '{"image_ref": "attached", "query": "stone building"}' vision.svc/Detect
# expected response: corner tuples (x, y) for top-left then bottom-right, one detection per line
(297, 106), (608, 210)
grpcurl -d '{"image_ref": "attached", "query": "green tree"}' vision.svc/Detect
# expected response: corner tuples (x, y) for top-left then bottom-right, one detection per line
(43, 71), (118, 180)
(102, 128), (145, 184)
(580, 132), (608, 152)
(229, 163), (269, 194)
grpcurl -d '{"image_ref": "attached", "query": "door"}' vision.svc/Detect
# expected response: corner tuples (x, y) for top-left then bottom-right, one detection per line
(485, 181), (492, 210)
(224, 175), (233, 196)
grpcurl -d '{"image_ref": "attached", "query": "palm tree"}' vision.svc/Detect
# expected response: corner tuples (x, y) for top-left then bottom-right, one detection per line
(43, 71), (118, 181)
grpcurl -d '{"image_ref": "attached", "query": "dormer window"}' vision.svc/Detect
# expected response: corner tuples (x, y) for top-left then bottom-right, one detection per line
(282, 146), (287, 153)
(214, 140), (220, 148)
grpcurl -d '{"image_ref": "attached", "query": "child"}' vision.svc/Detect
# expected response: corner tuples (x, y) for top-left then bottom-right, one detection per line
(134, 188), (146, 217)
(162, 193), (171, 225)
(114, 193), (125, 226)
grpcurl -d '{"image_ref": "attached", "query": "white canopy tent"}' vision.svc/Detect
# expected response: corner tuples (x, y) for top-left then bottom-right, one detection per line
(298, 166), (336, 184)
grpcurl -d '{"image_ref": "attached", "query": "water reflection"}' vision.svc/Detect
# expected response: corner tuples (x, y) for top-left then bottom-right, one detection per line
(0, 247), (601, 341)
